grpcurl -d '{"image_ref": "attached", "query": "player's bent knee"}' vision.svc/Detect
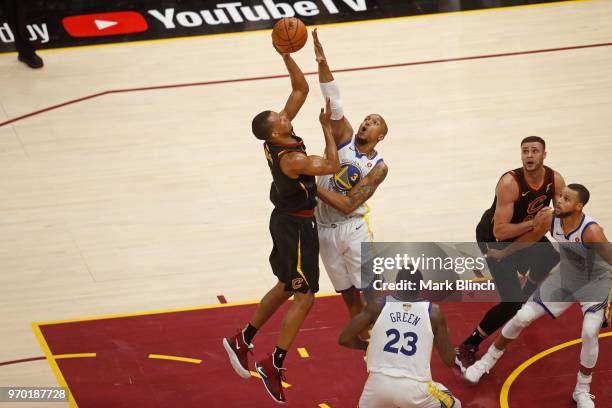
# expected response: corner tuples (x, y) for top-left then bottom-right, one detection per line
(582, 311), (602, 340)
(501, 302), (539, 339)
(580, 311), (603, 368)
(516, 303), (540, 326)
(294, 290), (315, 308)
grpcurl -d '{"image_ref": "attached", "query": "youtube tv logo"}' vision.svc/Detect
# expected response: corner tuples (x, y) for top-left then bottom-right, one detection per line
(63, 11), (148, 37)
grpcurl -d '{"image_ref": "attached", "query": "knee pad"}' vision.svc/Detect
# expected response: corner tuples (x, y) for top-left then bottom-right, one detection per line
(580, 312), (603, 368)
(501, 302), (542, 339)
(582, 309), (604, 338)
(480, 302), (523, 335)
(516, 303), (541, 327)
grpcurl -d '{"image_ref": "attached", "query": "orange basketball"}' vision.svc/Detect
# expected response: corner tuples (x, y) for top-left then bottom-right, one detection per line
(271, 17), (308, 54)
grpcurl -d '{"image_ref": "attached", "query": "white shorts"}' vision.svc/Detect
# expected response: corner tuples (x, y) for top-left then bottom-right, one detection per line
(359, 372), (461, 408)
(318, 217), (372, 292)
(532, 269), (609, 318)
(533, 297), (609, 319)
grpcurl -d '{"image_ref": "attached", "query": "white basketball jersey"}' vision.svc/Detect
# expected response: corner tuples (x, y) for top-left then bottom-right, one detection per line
(550, 213), (608, 276)
(316, 135), (383, 224)
(551, 213), (597, 245)
(367, 298), (434, 381)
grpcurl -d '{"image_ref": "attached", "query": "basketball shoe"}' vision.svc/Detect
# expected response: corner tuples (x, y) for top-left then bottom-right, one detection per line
(255, 355), (286, 403)
(222, 330), (253, 378)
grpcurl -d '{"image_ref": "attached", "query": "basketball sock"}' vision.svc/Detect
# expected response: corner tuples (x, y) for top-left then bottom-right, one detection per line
(575, 372), (592, 392)
(242, 323), (258, 345)
(487, 344), (504, 359)
(577, 371), (592, 384)
(463, 329), (487, 348)
(272, 346), (287, 369)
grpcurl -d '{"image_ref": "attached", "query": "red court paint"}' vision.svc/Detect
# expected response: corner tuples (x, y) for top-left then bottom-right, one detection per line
(36, 297), (611, 407)
(1, 41), (611, 128)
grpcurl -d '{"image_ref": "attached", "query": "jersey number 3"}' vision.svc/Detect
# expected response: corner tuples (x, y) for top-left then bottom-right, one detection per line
(383, 328), (418, 356)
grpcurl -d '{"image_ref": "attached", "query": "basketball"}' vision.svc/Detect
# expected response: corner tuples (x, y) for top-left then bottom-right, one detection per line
(271, 17), (308, 54)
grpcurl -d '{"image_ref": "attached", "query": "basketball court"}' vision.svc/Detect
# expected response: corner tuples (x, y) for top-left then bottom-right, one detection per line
(1, 0), (611, 406)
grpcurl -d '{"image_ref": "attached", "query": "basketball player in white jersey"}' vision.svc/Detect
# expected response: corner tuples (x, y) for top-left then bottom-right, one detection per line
(339, 269), (461, 408)
(465, 184), (611, 408)
(312, 29), (389, 319)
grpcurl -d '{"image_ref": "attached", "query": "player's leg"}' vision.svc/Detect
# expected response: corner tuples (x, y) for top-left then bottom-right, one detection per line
(277, 289), (315, 349)
(340, 287), (364, 317)
(520, 238), (559, 297)
(572, 302), (606, 408)
(249, 281), (294, 329)
(275, 216), (319, 350)
(255, 215), (320, 403)
(464, 299), (570, 383)
(223, 211), (296, 379)
(318, 224), (354, 309)
(456, 252), (524, 369)
(358, 373), (396, 408)
(416, 381), (461, 408)
(223, 281), (292, 378)
(343, 218), (373, 338)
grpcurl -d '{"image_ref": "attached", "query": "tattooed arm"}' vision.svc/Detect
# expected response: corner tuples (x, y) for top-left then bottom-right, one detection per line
(316, 161), (388, 215)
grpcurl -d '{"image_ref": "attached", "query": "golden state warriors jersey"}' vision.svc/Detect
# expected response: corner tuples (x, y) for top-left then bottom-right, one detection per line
(550, 213), (608, 278)
(367, 298), (433, 381)
(316, 135), (383, 224)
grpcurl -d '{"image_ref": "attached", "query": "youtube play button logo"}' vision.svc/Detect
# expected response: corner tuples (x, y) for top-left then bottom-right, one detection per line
(63, 11), (148, 37)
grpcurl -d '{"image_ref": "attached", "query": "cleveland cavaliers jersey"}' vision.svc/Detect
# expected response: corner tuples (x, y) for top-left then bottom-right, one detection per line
(264, 135), (317, 213)
(477, 166), (556, 242)
(550, 213), (608, 278)
(367, 298), (433, 381)
(316, 135), (383, 224)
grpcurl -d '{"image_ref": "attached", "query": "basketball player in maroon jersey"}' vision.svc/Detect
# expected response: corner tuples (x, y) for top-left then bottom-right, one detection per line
(222, 47), (340, 403)
(455, 136), (566, 369)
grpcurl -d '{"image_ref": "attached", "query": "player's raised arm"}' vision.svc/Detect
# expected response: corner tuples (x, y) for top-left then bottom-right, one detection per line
(313, 29), (353, 146)
(493, 174), (534, 241)
(276, 49), (309, 121)
(430, 304), (455, 368)
(280, 98), (340, 177)
(316, 161), (388, 214)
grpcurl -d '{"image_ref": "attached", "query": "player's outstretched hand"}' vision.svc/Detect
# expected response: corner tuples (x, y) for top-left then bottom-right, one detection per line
(313, 28), (326, 63)
(319, 97), (332, 126)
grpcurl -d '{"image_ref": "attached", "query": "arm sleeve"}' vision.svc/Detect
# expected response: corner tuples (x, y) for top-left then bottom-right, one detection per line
(319, 80), (344, 121)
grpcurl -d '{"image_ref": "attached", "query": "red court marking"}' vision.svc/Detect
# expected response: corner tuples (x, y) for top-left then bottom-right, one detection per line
(0, 356), (46, 366)
(35, 297), (611, 408)
(216, 295), (227, 304)
(1, 41), (611, 128)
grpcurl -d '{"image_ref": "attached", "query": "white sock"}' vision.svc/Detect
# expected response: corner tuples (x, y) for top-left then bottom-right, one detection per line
(577, 371), (592, 384)
(488, 344), (504, 359)
(575, 372), (592, 392)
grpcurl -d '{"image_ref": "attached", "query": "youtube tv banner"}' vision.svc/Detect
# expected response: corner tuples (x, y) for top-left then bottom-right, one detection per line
(0, 0), (563, 53)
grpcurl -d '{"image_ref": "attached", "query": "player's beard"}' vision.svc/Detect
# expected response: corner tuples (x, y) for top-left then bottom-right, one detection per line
(555, 209), (574, 218)
(355, 135), (368, 146)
